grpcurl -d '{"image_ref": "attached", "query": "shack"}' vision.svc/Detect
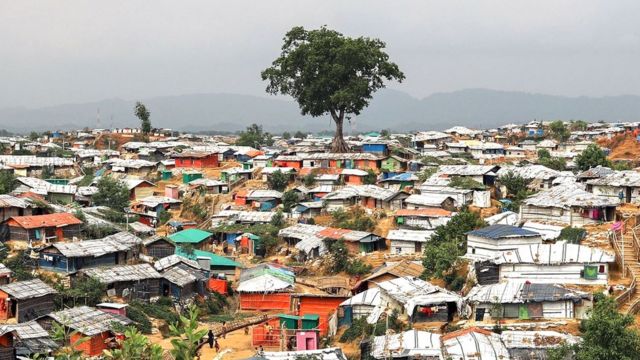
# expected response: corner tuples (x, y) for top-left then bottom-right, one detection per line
(46, 306), (131, 357)
(168, 228), (213, 250)
(7, 213), (82, 243)
(373, 277), (463, 324)
(38, 232), (142, 273)
(388, 229), (434, 255)
(0, 279), (57, 323)
(80, 263), (162, 299)
(492, 243), (615, 285)
(466, 281), (592, 321)
(465, 224), (543, 260)
(142, 236), (176, 259)
(238, 263), (295, 311)
(520, 184), (618, 227)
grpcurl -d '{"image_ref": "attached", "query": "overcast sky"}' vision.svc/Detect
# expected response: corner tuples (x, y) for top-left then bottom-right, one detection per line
(1, 0), (639, 109)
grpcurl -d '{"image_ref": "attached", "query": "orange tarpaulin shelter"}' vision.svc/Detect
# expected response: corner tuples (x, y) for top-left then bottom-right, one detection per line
(207, 279), (228, 294)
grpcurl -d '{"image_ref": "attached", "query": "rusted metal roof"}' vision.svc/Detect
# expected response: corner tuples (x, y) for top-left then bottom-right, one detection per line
(9, 213), (82, 229)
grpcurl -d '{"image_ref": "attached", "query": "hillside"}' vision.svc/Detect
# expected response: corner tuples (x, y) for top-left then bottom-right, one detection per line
(3, 89), (640, 133)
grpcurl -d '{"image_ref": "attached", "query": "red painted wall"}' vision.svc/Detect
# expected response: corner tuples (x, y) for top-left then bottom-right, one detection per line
(175, 155), (219, 168)
(298, 296), (347, 336)
(240, 293), (291, 311)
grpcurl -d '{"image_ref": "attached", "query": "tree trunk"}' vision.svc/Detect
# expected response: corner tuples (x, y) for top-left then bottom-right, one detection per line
(330, 110), (350, 153)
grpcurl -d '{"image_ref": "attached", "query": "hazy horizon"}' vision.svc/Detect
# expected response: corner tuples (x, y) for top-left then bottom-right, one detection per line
(2, 1), (640, 109)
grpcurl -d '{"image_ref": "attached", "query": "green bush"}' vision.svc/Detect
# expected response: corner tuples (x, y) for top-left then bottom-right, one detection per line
(126, 305), (153, 334)
(339, 318), (368, 342)
(559, 227), (586, 244)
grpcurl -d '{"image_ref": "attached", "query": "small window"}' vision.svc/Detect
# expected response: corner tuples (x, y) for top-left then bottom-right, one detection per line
(599, 265), (606, 273)
(471, 247), (476, 254)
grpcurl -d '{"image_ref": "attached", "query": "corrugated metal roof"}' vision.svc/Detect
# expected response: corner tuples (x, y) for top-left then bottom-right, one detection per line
(362, 261), (424, 283)
(82, 263), (161, 284)
(246, 189), (283, 199)
(17, 177), (77, 195)
(586, 170), (640, 187)
(0, 155), (73, 167)
(467, 224), (541, 239)
(9, 213), (82, 229)
(161, 265), (204, 287)
(496, 165), (559, 180)
(0, 194), (31, 209)
(0, 279), (57, 300)
(0, 321), (50, 340)
(395, 208), (452, 217)
(48, 232), (141, 258)
(524, 184), (618, 208)
(438, 165), (498, 176)
(493, 243), (615, 265)
(49, 306), (132, 336)
(154, 254), (201, 271)
(404, 194), (453, 207)
(387, 229), (434, 242)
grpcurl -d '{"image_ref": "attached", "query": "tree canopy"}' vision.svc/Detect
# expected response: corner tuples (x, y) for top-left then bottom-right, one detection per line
(93, 176), (130, 211)
(267, 169), (289, 192)
(575, 144), (611, 171)
(261, 26), (404, 152)
(549, 297), (640, 360)
(134, 102), (152, 135)
(422, 210), (485, 279)
(0, 171), (16, 194)
(548, 120), (570, 142)
(236, 123), (273, 148)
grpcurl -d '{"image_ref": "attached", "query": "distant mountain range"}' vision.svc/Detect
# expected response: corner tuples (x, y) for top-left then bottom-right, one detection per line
(3, 88), (640, 134)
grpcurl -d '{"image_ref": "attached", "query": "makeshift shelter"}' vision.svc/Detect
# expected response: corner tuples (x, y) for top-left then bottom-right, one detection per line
(47, 306), (131, 357)
(388, 229), (434, 255)
(0, 321), (58, 357)
(38, 232), (142, 273)
(339, 287), (382, 325)
(355, 260), (424, 291)
(466, 281), (592, 321)
(465, 224), (543, 260)
(394, 208), (452, 230)
(371, 330), (442, 359)
(142, 236), (176, 259)
(169, 228), (213, 250)
(442, 328), (510, 360)
(501, 331), (580, 360)
(492, 243), (615, 285)
(293, 294), (348, 336)
(520, 184), (618, 227)
(0, 194), (33, 223)
(7, 213), (82, 242)
(80, 264), (162, 299)
(238, 264), (295, 311)
(174, 248), (241, 280)
(0, 279), (57, 322)
(373, 277), (463, 324)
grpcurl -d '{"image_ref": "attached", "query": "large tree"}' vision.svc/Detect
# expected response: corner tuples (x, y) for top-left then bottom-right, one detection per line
(134, 102), (152, 135)
(93, 176), (130, 211)
(261, 26), (404, 152)
(575, 143), (611, 171)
